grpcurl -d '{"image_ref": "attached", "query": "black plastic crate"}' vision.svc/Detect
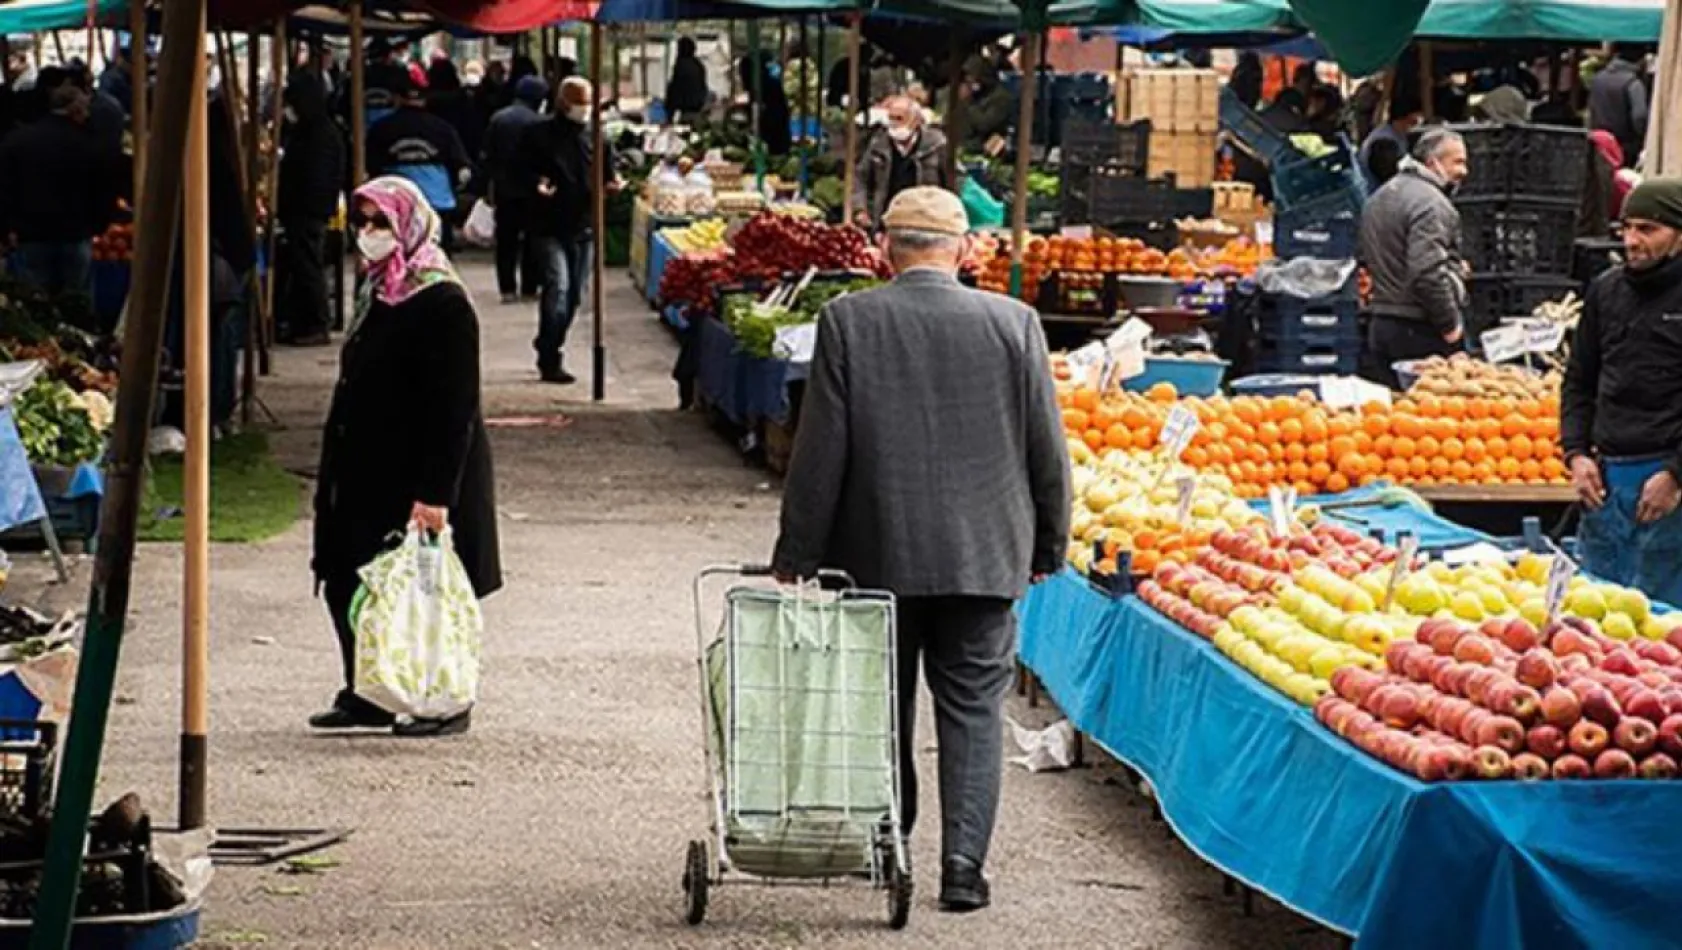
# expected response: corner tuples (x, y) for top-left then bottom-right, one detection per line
(1256, 291), (1361, 346)
(1573, 238), (1624, 284)
(1219, 86), (1294, 164)
(1453, 123), (1589, 205)
(1273, 208), (1360, 260)
(1253, 339), (1361, 376)
(1089, 168), (1177, 226)
(1464, 275), (1581, 338)
(1061, 117), (1150, 170)
(1460, 200), (1577, 276)
(1173, 188), (1215, 219)
(1061, 163), (1095, 225)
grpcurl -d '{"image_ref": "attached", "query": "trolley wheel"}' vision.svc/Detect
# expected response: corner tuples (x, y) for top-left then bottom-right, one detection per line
(683, 840), (709, 925)
(887, 857), (912, 930)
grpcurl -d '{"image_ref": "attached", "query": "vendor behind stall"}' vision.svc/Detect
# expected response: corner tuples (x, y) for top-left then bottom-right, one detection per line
(960, 55), (1014, 149)
(1562, 179), (1682, 607)
(853, 95), (950, 230)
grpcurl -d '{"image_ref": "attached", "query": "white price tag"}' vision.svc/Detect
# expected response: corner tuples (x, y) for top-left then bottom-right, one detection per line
(773, 323), (817, 363)
(1319, 376), (1391, 411)
(1544, 554), (1577, 624)
(1480, 325), (1527, 364)
(1174, 475), (1196, 526)
(1065, 342), (1106, 389)
(1060, 225), (1094, 240)
(1106, 317), (1154, 353)
(1159, 404), (1199, 460)
(1267, 485), (1295, 536)
(1381, 534), (1420, 611)
(1523, 322), (1567, 354)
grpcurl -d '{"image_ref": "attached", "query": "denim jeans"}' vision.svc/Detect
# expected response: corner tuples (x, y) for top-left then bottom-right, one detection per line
(535, 235), (592, 372)
(1578, 456), (1682, 609)
(12, 240), (93, 300)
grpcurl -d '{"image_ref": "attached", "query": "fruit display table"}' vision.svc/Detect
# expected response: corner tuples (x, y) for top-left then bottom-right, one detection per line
(646, 230), (681, 311)
(694, 315), (804, 431)
(1020, 565), (1682, 949)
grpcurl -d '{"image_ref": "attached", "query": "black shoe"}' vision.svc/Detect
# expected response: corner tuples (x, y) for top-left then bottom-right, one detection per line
(308, 704), (395, 730)
(939, 856), (990, 913)
(393, 709), (472, 737)
(539, 367), (577, 385)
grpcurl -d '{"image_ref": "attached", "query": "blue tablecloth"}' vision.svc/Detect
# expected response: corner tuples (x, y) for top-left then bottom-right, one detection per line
(1020, 571), (1682, 949)
(695, 316), (799, 428)
(1259, 483), (1489, 551)
(646, 230), (679, 307)
(0, 410), (45, 534)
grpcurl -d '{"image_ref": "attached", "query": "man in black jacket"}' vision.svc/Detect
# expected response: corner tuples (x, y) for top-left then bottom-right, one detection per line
(0, 82), (120, 300)
(277, 71), (346, 345)
(664, 36), (708, 120)
(366, 75), (471, 249)
(1562, 179), (1682, 609)
(1589, 45), (1649, 169)
(517, 76), (618, 383)
(482, 75), (547, 302)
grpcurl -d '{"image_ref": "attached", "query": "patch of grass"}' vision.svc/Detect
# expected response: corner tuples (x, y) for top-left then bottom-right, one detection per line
(139, 432), (303, 544)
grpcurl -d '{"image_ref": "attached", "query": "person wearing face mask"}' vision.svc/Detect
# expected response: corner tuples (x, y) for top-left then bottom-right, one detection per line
(515, 76), (620, 384)
(365, 72), (472, 249)
(1356, 127), (1471, 389)
(853, 94), (951, 231)
(772, 187), (1069, 914)
(1562, 179), (1682, 608)
(276, 70), (346, 346)
(0, 80), (121, 300)
(311, 176), (501, 737)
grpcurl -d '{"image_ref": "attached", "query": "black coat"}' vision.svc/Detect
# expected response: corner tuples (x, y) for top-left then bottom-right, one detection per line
(516, 115), (612, 240)
(0, 113), (122, 242)
(312, 282), (502, 598)
(280, 72), (345, 223)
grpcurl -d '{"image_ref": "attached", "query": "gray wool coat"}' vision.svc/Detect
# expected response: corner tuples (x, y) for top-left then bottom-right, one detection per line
(771, 269), (1071, 599)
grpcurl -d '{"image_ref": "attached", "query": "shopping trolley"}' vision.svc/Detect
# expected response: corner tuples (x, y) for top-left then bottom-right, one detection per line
(684, 565), (911, 929)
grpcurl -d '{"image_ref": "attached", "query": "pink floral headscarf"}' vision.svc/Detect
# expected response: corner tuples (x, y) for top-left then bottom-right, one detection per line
(352, 176), (461, 312)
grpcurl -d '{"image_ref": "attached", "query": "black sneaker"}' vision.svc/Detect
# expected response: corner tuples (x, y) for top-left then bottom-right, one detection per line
(308, 704), (395, 730)
(939, 856), (991, 913)
(539, 367), (577, 385)
(393, 710), (472, 737)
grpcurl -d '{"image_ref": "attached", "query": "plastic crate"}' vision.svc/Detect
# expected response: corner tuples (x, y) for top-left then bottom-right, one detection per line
(1173, 188), (1215, 220)
(1219, 86), (1293, 163)
(1256, 292), (1361, 345)
(1089, 169), (1177, 226)
(1459, 200), (1577, 276)
(1463, 275), (1581, 338)
(1272, 140), (1365, 213)
(1035, 271), (1116, 317)
(1122, 355), (1229, 397)
(1229, 373), (1335, 399)
(1061, 117), (1150, 171)
(1253, 338), (1361, 376)
(1572, 238), (1623, 284)
(1272, 209), (1360, 260)
(1453, 123), (1589, 205)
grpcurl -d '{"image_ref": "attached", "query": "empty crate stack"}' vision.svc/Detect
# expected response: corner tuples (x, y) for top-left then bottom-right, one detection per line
(1117, 68), (1219, 188)
(1451, 123), (1587, 339)
(1254, 211), (1363, 375)
(1060, 117), (1151, 225)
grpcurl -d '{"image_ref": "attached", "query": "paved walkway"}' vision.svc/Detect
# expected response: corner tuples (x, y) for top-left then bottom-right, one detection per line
(91, 258), (1340, 948)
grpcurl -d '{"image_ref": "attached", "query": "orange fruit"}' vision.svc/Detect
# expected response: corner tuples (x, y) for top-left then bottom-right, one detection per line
(1280, 418), (1305, 443)
(1362, 414), (1389, 437)
(1429, 456), (1451, 478)
(1308, 442), (1330, 464)
(1185, 446), (1209, 467)
(1294, 480), (1316, 498)
(1394, 414), (1424, 440)
(1375, 434), (1396, 458)
(1337, 453), (1367, 479)
(1269, 395), (1299, 421)
(1085, 429), (1105, 451)
(1501, 414), (1528, 438)
(1105, 424), (1133, 449)
(1233, 400), (1261, 427)
(1286, 443), (1307, 463)
(1270, 443), (1287, 463)
(1450, 459), (1473, 482)
(1353, 431), (1374, 453)
(1328, 415), (1355, 437)
(1146, 382), (1178, 403)
(1510, 434), (1535, 461)
(1326, 472), (1350, 493)
(1415, 395), (1441, 418)
(1486, 436), (1509, 459)
(1542, 457), (1565, 480)
(1132, 550), (1161, 574)
(1463, 438), (1487, 464)
(1441, 437), (1465, 461)
(1248, 443), (1268, 464)
(1063, 408), (1091, 431)
(1073, 388), (1098, 412)
(1393, 436), (1418, 459)
(1359, 472), (1381, 487)
(1435, 417), (1461, 441)
(1309, 460), (1332, 484)
(1520, 459), (1543, 481)
(1134, 424), (1156, 446)
(1329, 435), (1356, 459)
(1471, 460), (1496, 483)
(1287, 460), (1310, 483)
(1441, 397), (1467, 420)
(1416, 435), (1441, 459)
(1409, 456), (1430, 478)
(1497, 457), (1521, 480)
(1302, 411), (1330, 443)
(1092, 406), (1118, 431)
(1385, 457), (1410, 479)
(1257, 421), (1282, 444)
(1532, 437), (1556, 460)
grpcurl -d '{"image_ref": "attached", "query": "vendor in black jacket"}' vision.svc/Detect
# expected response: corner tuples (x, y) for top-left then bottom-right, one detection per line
(366, 74), (471, 247)
(277, 71), (346, 345)
(1562, 178), (1682, 609)
(515, 76), (619, 383)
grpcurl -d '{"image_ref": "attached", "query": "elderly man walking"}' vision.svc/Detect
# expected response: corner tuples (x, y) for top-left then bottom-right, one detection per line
(772, 188), (1070, 912)
(853, 95), (951, 231)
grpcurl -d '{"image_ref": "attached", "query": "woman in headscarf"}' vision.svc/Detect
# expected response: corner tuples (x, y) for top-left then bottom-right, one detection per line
(309, 176), (501, 737)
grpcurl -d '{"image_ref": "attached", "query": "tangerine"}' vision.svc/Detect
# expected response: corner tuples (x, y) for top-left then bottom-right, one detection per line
(1408, 455), (1430, 478)
(1416, 435), (1441, 458)
(1105, 424), (1133, 449)
(1441, 437), (1465, 461)
(1326, 472), (1351, 493)
(1393, 436), (1418, 458)
(1085, 429), (1105, 451)
(1147, 382), (1178, 403)
(1280, 418), (1305, 443)
(1510, 434), (1535, 461)
(1063, 408), (1091, 431)
(1073, 388), (1098, 412)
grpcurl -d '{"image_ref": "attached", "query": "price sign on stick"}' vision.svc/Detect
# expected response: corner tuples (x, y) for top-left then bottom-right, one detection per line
(1065, 342), (1106, 390)
(1381, 533), (1420, 611)
(1544, 554), (1577, 625)
(1267, 485), (1296, 537)
(1159, 404), (1199, 461)
(1174, 475), (1196, 526)
(1480, 325), (1527, 364)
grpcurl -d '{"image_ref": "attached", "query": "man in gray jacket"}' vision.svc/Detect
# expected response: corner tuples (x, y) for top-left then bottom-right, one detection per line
(772, 187), (1070, 913)
(1357, 127), (1470, 389)
(853, 95), (952, 231)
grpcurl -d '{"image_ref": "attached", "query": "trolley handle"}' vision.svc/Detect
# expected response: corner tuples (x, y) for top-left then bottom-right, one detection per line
(710, 564), (856, 588)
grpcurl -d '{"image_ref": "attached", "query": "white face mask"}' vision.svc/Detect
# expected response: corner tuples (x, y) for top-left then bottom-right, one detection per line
(567, 104), (590, 123)
(357, 228), (398, 262)
(889, 125), (915, 145)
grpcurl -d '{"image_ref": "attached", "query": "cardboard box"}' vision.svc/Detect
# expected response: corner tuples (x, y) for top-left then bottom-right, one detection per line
(1212, 181), (1258, 214)
(1117, 68), (1220, 133)
(1148, 130), (1218, 188)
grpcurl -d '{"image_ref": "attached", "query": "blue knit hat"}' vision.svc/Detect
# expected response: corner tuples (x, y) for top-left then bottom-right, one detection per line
(515, 76), (549, 105)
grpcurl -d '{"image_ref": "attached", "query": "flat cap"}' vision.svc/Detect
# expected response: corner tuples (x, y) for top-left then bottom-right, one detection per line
(882, 186), (967, 236)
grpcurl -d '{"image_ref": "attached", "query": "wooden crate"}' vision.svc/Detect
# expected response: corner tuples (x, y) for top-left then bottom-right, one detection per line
(1116, 68), (1219, 133)
(1148, 130), (1217, 188)
(1212, 181), (1258, 215)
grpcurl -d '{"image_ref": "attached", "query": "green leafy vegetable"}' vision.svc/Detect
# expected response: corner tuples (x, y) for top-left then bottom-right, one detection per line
(14, 379), (102, 468)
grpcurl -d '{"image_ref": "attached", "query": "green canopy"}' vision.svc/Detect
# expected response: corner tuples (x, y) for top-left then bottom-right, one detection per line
(1416, 0), (1665, 42)
(0, 0), (124, 33)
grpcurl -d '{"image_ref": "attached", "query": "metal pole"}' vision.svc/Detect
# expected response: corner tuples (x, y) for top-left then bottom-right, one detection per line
(180, 24), (211, 832)
(591, 23), (607, 403)
(841, 13), (861, 215)
(30, 0), (200, 939)
(243, 28), (261, 422)
(130, 0), (148, 205)
(1009, 30), (1041, 298)
(1420, 42), (1435, 120)
(749, 22), (764, 189)
(797, 16), (809, 190)
(350, 0), (367, 187)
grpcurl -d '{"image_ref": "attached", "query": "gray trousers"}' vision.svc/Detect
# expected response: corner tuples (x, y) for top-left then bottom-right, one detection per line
(896, 595), (1016, 868)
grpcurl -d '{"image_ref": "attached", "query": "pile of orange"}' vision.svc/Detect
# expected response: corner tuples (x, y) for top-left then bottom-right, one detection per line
(1057, 385), (1568, 498)
(975, 234), (1270, 302)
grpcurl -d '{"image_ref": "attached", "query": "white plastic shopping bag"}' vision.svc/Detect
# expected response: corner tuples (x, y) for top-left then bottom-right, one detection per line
(351, 526), (483, 719)
(461, 198), (497, 248)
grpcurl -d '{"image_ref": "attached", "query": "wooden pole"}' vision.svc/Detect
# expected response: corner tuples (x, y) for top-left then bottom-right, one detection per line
(180, 25), (211, 833)
(350, 0), (367, 188)
(263, 19), (287, 348)
(130, 0), (148, 206)
(841, 13), (862, 218)
(243, 29), (261, 424)
(30, 0), (202, 939)
(1009, 30), (1041, 297)
(944, 26), (966, 186)
(591, 23), (607, 402)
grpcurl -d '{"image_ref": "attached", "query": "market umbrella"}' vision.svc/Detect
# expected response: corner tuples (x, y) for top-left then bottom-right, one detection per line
(1414, 0), (1664, 41)
(1647, 0), (1682, 175)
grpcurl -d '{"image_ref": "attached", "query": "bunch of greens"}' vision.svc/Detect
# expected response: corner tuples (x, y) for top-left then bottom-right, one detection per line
(724, 278), (882, 359)
(14, 379), (102, 468)
(808, 176), (844, 212)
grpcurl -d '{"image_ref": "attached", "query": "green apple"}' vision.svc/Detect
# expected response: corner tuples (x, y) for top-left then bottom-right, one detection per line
(1601, 612), (1638, 641)
(1609, 587), (1652, 625)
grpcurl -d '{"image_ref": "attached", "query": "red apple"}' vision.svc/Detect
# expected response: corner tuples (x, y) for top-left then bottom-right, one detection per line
(1553, 628), (1599, 659)
(1637, 670), (1673, 691)
(1614, 717), (1659, 757)
(1479, 618), (1509, 642)
(1639, 752), (1679, 779)
(1379, 688), (1422, 729)
(1662, 689), (1682, 717)
(1658, 714), (1682, 758)
(1558, 653), (1594, 675)
(1569, 719), (1611, 759)
(1433, 623), (1469, 657)
(1454, 635), (1498, 666)
(1626, 689), (1667, 725)
(1594, 748), (1638, 779)
(1403, 648), (1438, 684)
(1515, 649), (1559, 691)
(1603, 649), (1643, 677)
(1582, 686), (1624, 728)
(1643, 642), (1682, 668)
(1510, 752), (1551, 781)
(1540, 687), (1583, 728)
(1526, 724), (1567, 760)
(1552, 753), (1592, 779)
(1665, 628), (1682, 654)
(1466, 668), (1501, 705)
(1472, 745), (1512, 779)
(1499, 618), (1541, 653)
(1475, 715), (1526, 754)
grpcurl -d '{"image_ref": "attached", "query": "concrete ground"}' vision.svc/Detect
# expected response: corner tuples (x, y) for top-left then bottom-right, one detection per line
(74, 257), (1342, 948)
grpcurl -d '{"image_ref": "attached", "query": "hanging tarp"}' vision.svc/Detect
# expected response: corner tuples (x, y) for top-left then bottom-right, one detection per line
(0, 0), (124, 33)
(1416, 0), (1665, 41)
